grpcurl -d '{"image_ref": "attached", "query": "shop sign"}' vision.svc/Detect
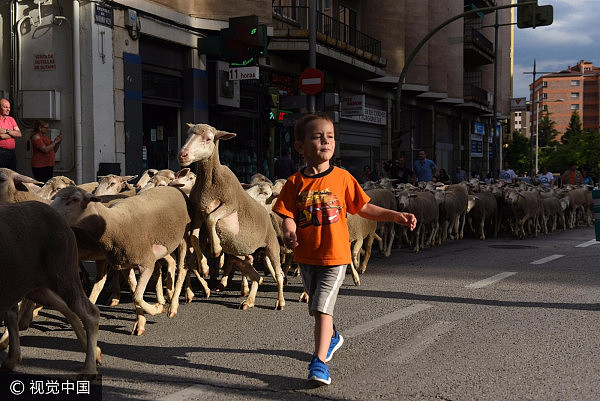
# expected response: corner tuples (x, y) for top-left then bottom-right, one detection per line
(228, 66), (259, 80)
(510, 97), (527, 111)
(340, 95), (365, 116)
(474, 121), (485, 135)
(471, 135), (483, 157)
(341, 107), (386, 125)
(95, 4), (113, 27)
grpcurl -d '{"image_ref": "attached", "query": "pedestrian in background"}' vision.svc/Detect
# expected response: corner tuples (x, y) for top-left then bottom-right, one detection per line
(535, 166), (554, 189)
(274, 148), (296, 179)
(0, 98), (22, 170)
(561, 162), (583, 185)
(413, 150), (437, 183)
(370, 162), (382, 181)
(30, 119), (62, 182)
(438, 168), (451, 184)
(273, 113), (416, 386)
(499, 161), (517, 183)
(453, 166), (468, 183)
(388, 156), (415, 184)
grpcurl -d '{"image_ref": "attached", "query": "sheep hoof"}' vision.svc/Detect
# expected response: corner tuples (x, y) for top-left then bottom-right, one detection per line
(353, 279), (361, 286)
(283, 277), (288, 286)
(298, 292), (309, 303)
(168, 311), (177, 318)
(131, 323), (145, 336)
(239, 301), (253, 310)
(109, 299), (120, 307)
(274, 302), (285, 311)
(258, 277), (264, 286)
(215, 283), (225, 292)
(185, 295), (194, 303)
(241, 290), (249, 297)
(96, 347), (102, 365)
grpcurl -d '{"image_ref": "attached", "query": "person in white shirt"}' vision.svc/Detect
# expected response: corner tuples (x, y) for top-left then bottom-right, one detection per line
(499, 161), (517, 183)
(535, 166), (555, 189)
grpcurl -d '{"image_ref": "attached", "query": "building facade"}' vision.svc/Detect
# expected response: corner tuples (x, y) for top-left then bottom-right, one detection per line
(0, 0), (512, 183)
(530, 60), (600, 137)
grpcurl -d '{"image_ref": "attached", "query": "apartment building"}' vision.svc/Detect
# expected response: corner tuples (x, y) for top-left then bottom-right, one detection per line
(531, 60), (600, 137)
(0, 0), (512, 182)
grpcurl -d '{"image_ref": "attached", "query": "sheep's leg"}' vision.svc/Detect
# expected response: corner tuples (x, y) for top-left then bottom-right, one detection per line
(413, 224), (422, 253)
(0, 305), (20, 372)
(235, 256), (262, 310)
(281, 253), (293, 286)
(299, 290), (309, 303)
(206, 207), (232, 258)
(359, 233), (376, 274)
(88, 260), (108, 305)
(216, 255), (235, 292)
(27, 288), (101, 376)
(352, 237), (364, 273)
(348, 260), (361, 286)
(190, 269), (210, 299)
(168, 261), (190, 318)
(17, 299), (36, 331)
(263, 252), (285, 310)
(131, 265), (166, 336)
(384, 225), (395, 257)
(0, 326), (8, 350)
(154, 264), (166, 306)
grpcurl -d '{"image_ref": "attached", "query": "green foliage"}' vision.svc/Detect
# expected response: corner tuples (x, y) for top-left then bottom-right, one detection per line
(504, 131), (530, 175)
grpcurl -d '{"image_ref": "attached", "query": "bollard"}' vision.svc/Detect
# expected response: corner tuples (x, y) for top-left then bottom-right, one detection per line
(594, 188), (600, 241)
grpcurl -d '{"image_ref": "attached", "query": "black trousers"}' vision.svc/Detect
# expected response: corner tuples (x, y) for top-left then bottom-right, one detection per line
(0, 148), (16, 170)
(31, 166), (54, 183)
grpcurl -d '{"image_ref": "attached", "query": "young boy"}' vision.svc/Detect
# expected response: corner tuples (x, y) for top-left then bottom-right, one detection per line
(272, 113), (417, 385)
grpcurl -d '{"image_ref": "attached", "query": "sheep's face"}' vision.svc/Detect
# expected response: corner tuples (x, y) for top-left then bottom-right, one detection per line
(178, 123), (236, 166)
(136, 169), (159, 189)
(51, 187), (100, 225)
(95, 174), (137, 196)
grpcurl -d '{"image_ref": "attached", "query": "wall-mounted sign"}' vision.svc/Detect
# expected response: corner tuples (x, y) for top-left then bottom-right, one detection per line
(474, 121), (485, 135)
(33, 54), (56, 71)
(340, 95), (365, 116)
(95, 4), (113, 27)
(341, 107), (386, 125)
(510, 97), (527, 111)
(471, 135), (483, 157)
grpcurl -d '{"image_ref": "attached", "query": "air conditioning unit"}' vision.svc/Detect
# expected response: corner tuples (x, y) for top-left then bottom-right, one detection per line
(214, 60), (240, 108)
(19, 90), (61, 120)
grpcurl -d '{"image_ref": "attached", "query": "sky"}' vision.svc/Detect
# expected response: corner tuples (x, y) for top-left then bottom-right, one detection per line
(513, 0), (600, 99)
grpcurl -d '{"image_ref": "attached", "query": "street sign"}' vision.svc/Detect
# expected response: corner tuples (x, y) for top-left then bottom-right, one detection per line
(299, 68), (324, 95)
(228, 66), (259, 81)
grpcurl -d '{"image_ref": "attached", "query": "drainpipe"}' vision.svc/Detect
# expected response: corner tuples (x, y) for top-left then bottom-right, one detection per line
(72, 0), (82, 183)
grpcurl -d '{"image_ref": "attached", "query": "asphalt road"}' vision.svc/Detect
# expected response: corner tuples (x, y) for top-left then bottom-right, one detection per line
(2, 226), (599, 401)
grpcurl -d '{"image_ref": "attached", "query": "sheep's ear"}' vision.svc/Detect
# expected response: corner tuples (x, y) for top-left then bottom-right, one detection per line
(175, 168), (190, 178)
(123, 175), (138, 182)
(168, 182), (185, 188)
(187, 123), (194, 128)
(241, 183), (252, 189)
(13, 172), (43, 191)
(215, 130), (236, 141)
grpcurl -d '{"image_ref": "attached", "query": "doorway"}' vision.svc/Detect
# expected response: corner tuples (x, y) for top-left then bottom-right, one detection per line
(142, 104), (180, 171)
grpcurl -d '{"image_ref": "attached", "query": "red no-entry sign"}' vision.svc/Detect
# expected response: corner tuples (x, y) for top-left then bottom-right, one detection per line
(299, 68), (324, 95)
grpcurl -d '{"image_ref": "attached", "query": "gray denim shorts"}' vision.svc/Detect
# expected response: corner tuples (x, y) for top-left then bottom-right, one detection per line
(299, 264), (347, 316)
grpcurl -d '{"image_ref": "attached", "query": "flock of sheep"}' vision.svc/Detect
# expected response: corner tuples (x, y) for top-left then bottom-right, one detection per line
(0, 122), (594, 377)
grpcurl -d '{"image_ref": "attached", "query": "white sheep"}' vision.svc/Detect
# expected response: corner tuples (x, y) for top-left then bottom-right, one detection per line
(94, 174), (138, 196)
(135, 169), (176, 190)
(0, 201), (101, 375)
(177, 123), (285, 310)
(0, 168), (47, 203)
(51, 185), (192, 335)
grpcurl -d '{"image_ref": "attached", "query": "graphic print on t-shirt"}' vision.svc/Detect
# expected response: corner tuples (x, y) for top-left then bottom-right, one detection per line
(297, 188), (342, 228)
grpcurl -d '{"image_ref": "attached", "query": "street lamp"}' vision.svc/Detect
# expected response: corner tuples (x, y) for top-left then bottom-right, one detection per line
(535, 98), (563, 173)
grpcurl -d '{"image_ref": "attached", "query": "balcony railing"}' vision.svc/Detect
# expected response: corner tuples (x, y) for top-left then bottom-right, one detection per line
(273, 6), (381, 57)
(464, 27), (493, 56)
(464, 84), (489, 106)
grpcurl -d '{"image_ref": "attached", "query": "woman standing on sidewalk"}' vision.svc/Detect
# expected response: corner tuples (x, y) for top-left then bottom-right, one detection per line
(30, 119), (62, 182)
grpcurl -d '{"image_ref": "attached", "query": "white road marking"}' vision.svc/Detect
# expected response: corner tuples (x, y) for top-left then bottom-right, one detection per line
(343, 303), (432, 339)
(576, 239), (600, 248)
(465, 272), (516, 289)
(385, 321), (455, 364)
(530, 254), (565, 265)
(160, 384), (215, 401)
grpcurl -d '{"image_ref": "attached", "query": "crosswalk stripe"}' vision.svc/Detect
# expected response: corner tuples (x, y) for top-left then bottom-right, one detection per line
(465, 272), (516, 288)
(576, 239), (600, 248)
(531, 254), (565, 265)
(344, 303), (432, 339)
(385, 321), (455, 364)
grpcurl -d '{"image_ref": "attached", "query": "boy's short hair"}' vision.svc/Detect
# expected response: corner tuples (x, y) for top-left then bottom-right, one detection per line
(293, 113), (333, 142)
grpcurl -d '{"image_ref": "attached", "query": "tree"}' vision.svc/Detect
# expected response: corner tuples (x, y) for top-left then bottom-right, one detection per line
(505, 131), (530, 175)
(561, 110), (583, 145)
(537, 111), (560, 171)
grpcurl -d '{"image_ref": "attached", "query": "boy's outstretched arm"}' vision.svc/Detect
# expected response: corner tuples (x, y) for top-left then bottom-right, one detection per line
(281, 216), (299, 248)
(358, 203), (417, 231)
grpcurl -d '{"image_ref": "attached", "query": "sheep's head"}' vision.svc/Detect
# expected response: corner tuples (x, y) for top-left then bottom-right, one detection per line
(95, 174), (137, 196)
(136, 169), (159, 189)
(51, 186), (102, 225)
(178, 123), (236, 166)
(0, 168), (43, 201)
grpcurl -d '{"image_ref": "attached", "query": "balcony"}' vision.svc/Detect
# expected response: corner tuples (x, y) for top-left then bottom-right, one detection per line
(271, 5), (385, 76)
(464, 27), (494, 66)
(464, 84), (489, 107)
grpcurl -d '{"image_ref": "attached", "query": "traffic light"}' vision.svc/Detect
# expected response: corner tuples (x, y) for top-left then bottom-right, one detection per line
(197, 15), (269, 66)
(517, 0), (553, 29)
(223, 15), (268, 66)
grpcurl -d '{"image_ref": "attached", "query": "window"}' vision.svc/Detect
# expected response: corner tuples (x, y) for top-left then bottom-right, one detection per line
(542, 81), (548, 87)
(542, 93), (548, 99)
(543, 105), (548, 111)
(571, 92), (579, 98)
(515, 112), (521, 117)
(273, 0), (299, 22)
(571, 80), (580, 86)
(571, 104), (579, 110)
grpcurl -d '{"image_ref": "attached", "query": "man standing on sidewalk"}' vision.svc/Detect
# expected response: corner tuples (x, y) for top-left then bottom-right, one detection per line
(0, 98), (22, 170)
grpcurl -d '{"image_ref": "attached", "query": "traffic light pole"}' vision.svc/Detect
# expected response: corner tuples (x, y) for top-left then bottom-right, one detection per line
(394, 1), (537, 156)
(308, 0), (317, 113)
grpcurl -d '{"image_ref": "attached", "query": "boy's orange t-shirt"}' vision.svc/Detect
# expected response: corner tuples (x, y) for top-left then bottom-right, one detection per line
(272, 166), (370, 266)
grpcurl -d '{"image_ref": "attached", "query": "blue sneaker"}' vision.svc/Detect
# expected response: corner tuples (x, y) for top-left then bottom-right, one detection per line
(308, 355), (331, 385)
(325, 325), (344, 362)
